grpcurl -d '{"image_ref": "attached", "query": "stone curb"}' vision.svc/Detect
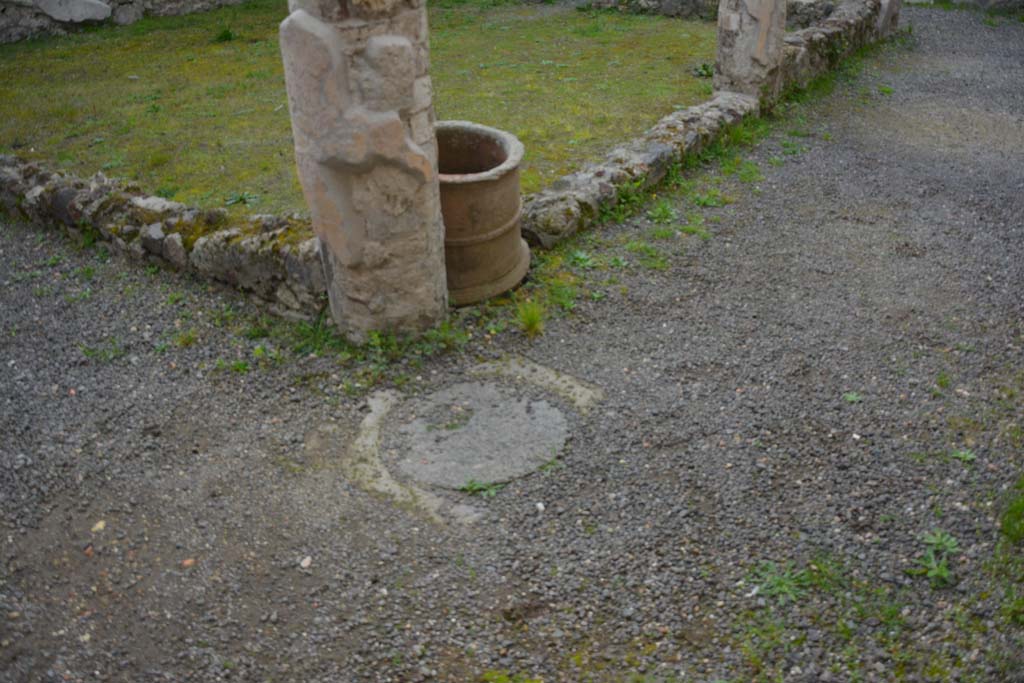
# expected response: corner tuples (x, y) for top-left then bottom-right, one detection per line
(0, 0), (889, 315)
(0, 157), (327, 319)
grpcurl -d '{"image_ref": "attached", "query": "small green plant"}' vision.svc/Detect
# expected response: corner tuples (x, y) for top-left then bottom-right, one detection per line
(647, 226), (676, 241)
(45, 254), (62, 267)
(568, 250), (596, 269)
(548, 281), (578, 312)
(174, 329), (198, 348)
(515, 300), (545, 338)
(737, 160), (764, 183)
(224, 191), (259, 206)
(213, 26), (236, 42)
(167, 291), (184, 305)
(539, 457), (564, 474)
(145, 264), (160, 277)
(720, 154), (741, 175)
(692, 187), (730, 207)
(212, 303), (239, 327)
(65, 288), (93, 303)
(691, 62), (714, 78)
(878, 85), (894, 95)
(842, 392), (863, 404)
(230, 360), (250, 373)
(647, 198), (677, 224)
(1000, 476), (1024, 544)
(911, 549), (953, 588)
(936, 371), (951, 389)
(79, 338), (125, 363)
(253, 344), (282, 365)
(923, 529), (960, 555)
(625, 240), (667, 271)
(291, 313), (345, 355)
(951, 448), (976, 463)
(243, 320), (271, 340)
(780, 140), (806, 156)
(751, 561), (810, 604)
(460, 480), (504, 498)
(76, 265), (96, 281)
(908, 529), (960, 588)
(601, 177), (646, 223)
(680, 214), (710, 240)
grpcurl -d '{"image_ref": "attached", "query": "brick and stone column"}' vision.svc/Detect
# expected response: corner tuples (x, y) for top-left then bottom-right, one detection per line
(280, 0), (447, 342)
(714, 0), (787, 103)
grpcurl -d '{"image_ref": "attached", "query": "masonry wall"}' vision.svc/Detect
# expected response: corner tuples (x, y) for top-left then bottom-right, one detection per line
(583, 0), (718, 20)
(0, 0), (246, 43)
(581, 0), (848, 28)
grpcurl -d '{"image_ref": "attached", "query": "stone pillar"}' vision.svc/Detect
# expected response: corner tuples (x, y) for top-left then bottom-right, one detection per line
(280, 0), (447, 343)
(876, 0), (901, 38)
(714, 0), (787, 103)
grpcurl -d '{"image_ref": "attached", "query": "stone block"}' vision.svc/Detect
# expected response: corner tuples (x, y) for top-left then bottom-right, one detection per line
(358, 35), (415, 111)
(163, 231), (188, 268)
(34, 0), (111, 22)
(113, 1), (144, 24)
(140, 222), (165, 255)
(714, 0), (787, 102)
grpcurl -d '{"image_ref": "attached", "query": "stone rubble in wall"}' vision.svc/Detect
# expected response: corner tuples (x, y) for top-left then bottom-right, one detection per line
(582, 0), (838, 26)
(0, 0), (245, 43)
(787, 0), (836, 29)
(581, 0), (718, 19)
(0, 0), (893, 318)
(0, 155), (327, 320)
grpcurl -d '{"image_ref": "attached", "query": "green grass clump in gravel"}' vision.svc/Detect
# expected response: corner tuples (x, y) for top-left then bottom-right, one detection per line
(0, 0), (715, 214)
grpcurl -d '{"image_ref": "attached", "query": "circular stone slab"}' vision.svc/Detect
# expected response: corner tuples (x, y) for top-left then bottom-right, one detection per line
(387, 381), (568, 489)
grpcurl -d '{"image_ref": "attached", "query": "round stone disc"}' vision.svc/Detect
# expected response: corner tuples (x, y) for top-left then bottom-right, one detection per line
(386, 381), (568, 489)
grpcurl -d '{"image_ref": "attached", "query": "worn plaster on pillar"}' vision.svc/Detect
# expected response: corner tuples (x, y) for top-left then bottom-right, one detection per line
(876, 0), (901, 37)
(714, 0), (787, 102)
(280, 0), (447, 342)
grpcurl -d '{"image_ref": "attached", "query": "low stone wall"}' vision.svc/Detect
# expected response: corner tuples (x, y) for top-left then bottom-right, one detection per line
(0, 0), (245, 43)
(580, 0), (839, 26)
(581, 0), (718, 20)
(0, 155), (327, 319)
(910, 0), (1024, 10)
(0, 0), (895, 318)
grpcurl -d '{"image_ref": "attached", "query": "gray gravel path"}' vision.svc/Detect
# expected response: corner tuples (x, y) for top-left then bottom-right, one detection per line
(2, 7), (1024, 682)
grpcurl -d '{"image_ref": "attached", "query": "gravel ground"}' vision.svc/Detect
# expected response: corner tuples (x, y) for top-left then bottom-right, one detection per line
(2, 7), (1024, 682)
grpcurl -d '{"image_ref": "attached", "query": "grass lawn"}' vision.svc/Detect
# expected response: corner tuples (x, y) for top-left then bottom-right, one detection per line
(0, 0), (716, 216)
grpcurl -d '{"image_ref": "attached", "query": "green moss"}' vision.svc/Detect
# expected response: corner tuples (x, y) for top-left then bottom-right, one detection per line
(1002, 476), (1024, 545)
(165, 209), (230, 250)
(0, 0), (715, 212)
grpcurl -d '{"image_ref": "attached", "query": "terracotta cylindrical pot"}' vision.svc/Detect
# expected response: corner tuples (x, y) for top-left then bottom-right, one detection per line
(436, 120), (530, 306)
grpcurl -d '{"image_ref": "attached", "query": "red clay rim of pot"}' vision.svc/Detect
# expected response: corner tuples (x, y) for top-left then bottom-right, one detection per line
(435, 120), (525, 185)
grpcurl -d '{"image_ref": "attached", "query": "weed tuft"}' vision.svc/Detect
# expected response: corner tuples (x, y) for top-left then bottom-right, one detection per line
(460, 480), (504, 498)
(750, 561), (809, 604)
(515, 300), (545, 338)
